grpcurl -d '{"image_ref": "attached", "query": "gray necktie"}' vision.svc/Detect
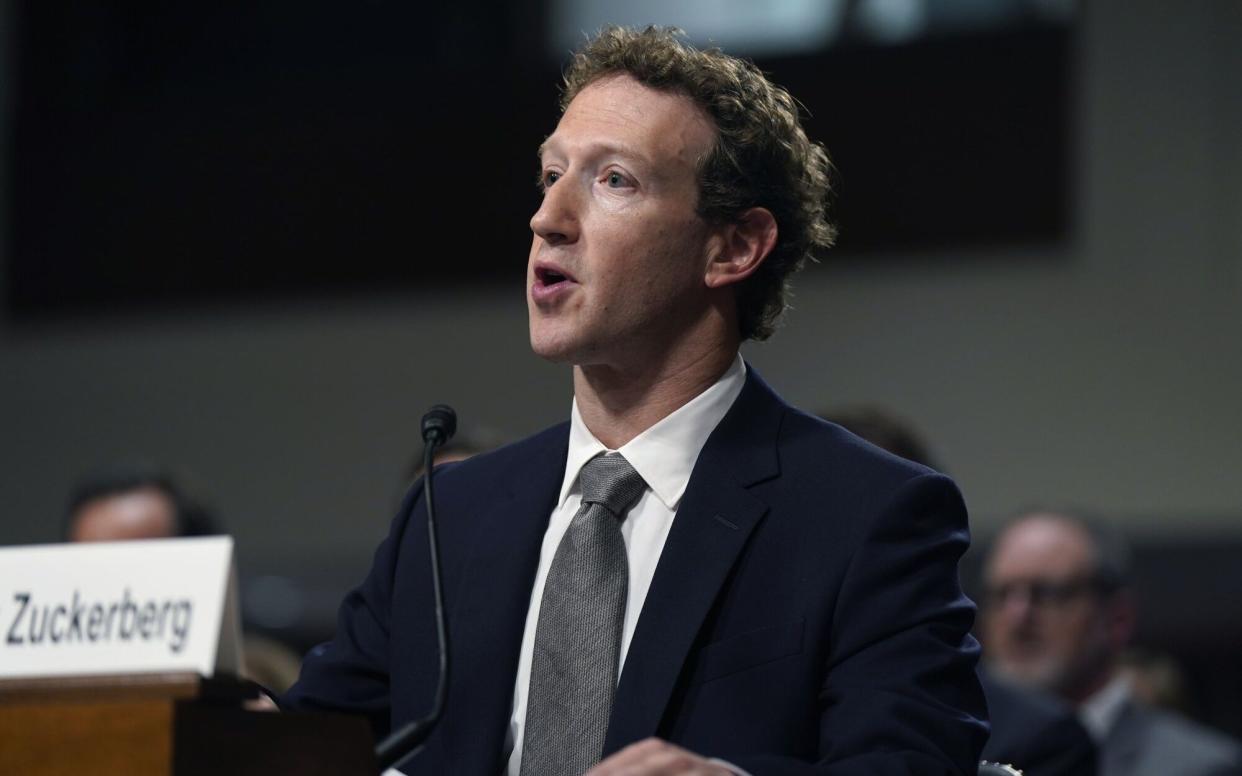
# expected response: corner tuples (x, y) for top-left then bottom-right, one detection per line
(520, 452), (647, 776)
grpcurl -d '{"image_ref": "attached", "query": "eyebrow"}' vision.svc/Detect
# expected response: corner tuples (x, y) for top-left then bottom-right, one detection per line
(536, 135), (554, 160)
(536, 136), (653, 170)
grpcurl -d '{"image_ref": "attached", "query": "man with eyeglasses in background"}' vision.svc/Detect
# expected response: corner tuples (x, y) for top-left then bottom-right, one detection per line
(981, 510), (1242, 776)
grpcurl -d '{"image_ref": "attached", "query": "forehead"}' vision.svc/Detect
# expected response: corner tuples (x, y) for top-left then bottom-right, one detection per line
(986, 514), (1098, 581)
(542, 74), (716, 167)
(71, 487), (178, 540)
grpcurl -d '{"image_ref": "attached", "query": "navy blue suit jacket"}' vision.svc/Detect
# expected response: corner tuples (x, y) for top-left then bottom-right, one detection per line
(283, 369), (988, 774)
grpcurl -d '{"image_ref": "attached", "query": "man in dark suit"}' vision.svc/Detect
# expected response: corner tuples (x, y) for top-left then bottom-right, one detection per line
(283, 26), (987, 775)
(982, 510), (1242, 776)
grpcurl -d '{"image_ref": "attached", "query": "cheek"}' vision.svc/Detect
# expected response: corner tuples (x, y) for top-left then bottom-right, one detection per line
(980, 616), (1004, 647)
(1045, 611), (1092, 648)
(644, 224), (707, 288)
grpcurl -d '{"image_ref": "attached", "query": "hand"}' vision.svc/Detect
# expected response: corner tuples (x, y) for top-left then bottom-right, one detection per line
(585, 738), (737, 775)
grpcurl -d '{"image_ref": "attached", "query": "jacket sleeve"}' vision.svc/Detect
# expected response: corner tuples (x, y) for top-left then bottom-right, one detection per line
(277, 479), (424, 738)
(735, 472), (990, 775)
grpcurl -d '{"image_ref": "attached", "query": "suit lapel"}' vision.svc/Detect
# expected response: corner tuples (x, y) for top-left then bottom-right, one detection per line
(439, 425), (569, 772)
(603, 368), (785, 753)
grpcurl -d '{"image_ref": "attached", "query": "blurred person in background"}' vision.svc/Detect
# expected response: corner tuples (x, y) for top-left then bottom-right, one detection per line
(823, 406), (1096, 776)
(66, 461), (219, 543)
(65, 462), (302, 693)
(982, 510), (1242, 776)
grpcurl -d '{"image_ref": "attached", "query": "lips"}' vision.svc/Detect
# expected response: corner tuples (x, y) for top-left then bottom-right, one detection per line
(534, 262), (576, 286)
(531, 261), (578, 304)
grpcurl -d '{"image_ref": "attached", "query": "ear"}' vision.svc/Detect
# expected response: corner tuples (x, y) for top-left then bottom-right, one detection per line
(704, 207), (778, 289)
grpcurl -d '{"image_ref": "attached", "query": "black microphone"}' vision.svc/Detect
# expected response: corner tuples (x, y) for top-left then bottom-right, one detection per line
(420, 404), (457, 447)
(374, 405), (457, 771)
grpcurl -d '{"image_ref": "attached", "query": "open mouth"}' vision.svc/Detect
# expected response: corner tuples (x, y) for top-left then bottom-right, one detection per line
(535, 265), (575, 287)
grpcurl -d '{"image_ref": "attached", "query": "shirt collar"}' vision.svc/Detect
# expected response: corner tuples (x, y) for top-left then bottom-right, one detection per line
(558, 354), (747, 511)
(1078, 673), (1132, 743)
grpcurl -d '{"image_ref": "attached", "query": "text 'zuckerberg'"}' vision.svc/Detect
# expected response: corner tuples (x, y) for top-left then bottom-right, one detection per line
(5, 589), (193, 653)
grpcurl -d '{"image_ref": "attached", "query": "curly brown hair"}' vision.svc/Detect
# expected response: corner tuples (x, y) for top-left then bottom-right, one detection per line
(560, 26), (836, 341)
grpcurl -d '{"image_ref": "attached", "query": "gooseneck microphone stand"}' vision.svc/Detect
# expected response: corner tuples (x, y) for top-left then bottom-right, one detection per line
(373, 405), (456, 772)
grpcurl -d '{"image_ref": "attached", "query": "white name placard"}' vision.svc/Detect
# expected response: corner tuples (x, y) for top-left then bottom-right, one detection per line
(0, 537), (241, 679)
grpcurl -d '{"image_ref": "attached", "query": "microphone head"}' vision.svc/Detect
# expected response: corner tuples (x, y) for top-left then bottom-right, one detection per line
(421, 404), (457, 446)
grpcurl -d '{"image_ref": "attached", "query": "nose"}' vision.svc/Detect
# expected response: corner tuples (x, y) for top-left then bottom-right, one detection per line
(530, 177), (579, 247)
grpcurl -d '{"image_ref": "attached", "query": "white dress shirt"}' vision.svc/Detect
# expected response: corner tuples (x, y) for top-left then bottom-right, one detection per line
(504, 355), (747, 775)
(1078, 673), (1132, 744)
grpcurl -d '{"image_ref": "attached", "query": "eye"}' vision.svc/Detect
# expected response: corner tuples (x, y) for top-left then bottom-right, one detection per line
(538, 170), (560, 191)
(604, 170), (631, 188)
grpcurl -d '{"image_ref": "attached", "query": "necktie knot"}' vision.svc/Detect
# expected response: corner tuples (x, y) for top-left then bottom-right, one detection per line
(578, 453), (646, 517)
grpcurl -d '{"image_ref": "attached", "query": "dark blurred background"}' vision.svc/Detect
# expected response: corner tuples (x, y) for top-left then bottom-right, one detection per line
(9, 0), (1072, 316)
(2, 0), (1240, 734)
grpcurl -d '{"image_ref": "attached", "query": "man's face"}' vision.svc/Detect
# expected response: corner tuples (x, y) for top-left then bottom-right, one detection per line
(981, 514), (1124, 701)
(68, 487), (179, 542)
(527, 74), (721, 367)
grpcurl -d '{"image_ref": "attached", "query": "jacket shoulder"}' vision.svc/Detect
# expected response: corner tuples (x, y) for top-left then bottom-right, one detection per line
(777, 406), (944, 490)
(432, 422), (569, 482)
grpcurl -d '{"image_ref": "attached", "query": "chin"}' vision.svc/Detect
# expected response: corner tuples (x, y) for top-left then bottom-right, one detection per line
(992, 657), (1066, 692)
(530, 315), (600, 364)
(529, 332), (578, 364)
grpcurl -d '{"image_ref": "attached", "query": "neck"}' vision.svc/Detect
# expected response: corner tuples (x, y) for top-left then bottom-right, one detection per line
(573, 335), (739, 450)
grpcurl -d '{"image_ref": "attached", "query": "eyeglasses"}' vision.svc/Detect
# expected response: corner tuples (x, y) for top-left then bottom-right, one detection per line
(983, 577), (1103, 609)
